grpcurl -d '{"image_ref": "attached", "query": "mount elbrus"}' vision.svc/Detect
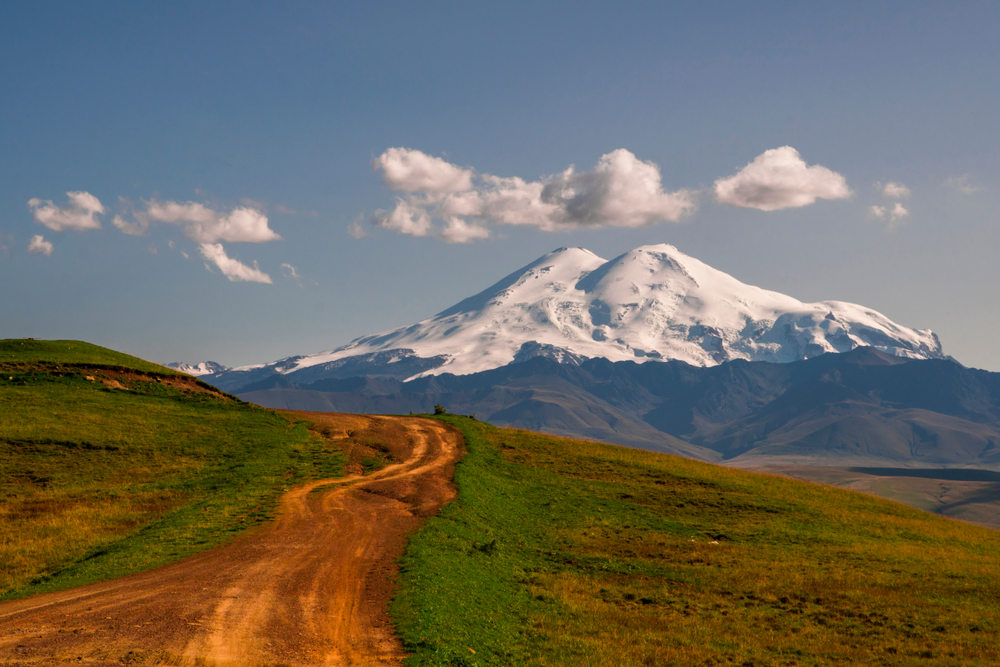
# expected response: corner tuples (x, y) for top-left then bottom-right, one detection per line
(174, 243), (945, 390)
(167, 244), (1000, 471)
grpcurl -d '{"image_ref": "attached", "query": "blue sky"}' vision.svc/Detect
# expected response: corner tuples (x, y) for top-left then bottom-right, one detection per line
(3, 2), (999, 370)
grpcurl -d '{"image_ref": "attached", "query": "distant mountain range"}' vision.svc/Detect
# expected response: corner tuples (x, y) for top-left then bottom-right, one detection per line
(168, 244), (991, 469)
(170, 243), (945, 387)
(167, 360), (228, 377)
(232, 348), (1000, 469)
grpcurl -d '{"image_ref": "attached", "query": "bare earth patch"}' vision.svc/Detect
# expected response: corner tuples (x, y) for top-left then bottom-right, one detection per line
(0, 414), (463, 666)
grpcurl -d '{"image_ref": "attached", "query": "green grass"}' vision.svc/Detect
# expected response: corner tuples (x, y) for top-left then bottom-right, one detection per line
(392, 416), (1000, 666)
(0, 340), (345, 600)
(0, 339), (182, 375)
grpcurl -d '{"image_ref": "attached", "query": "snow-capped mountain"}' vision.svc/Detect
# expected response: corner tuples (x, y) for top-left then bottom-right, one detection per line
(166, 360), (230, 376)
(191, 243), (944, 389)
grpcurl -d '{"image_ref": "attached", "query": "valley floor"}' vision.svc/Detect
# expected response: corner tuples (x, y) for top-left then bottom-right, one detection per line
(0, 414), (462, 666)
(749, 465), (1000, 530)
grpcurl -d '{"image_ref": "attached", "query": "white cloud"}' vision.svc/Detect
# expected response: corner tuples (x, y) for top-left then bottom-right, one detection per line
(28, 234), (53, 256)
(198, 243), (272, 283)
(471, 176), (554, 228)
(538, 149), (695, 227)
(714, 146), (852, 211)
(139, 200), (280, 244)
(374, 147), (474, 194)
(28, 191), (104, 231)
(109, 197), (281, 283)
(880, 181), (911, 199)
(944, 174), (980, 195)
(371, 148), (695, 243)
(0, 233), (12, 256)
(440, 217), (490, 243)
(374, 199), (434, 237)
(871, 183), (912, 225)
(113, 214), (148, 236)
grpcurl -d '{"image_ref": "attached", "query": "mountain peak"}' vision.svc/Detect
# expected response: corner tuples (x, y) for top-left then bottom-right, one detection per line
(166, 360), (230, 376)
(235, 243), (946, 381)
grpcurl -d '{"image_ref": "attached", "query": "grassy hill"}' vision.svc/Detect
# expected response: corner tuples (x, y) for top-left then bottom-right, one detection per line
(393, 416), (1000, 666)
(0, 339), (345, 600)
(0, 339), (183, 375)
(7, 339), (1000, 665)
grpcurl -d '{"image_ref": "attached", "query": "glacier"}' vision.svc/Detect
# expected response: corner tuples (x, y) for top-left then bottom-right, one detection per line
(190, 243), (943, 383)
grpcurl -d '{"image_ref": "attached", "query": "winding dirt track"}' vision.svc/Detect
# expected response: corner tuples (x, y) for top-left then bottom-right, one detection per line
(0, 415), (463, 666)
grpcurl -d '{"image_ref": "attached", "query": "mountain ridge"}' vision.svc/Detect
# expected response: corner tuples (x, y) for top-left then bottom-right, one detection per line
(170, 243), (946, 387)
(231, 347), (1000, 469)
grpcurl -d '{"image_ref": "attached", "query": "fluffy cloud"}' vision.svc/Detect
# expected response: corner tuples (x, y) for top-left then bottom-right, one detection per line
(440, 217), (490, 243)
(28, 234), (53, 256)
(714, 147), (852, 211)
(374, 147), (474, 194)
(375, 198), (434, 237)
(543, 149), (695, 227)
(198, 243), (272, 283)
(28, 191), (104, 231)
(113, 216), (148, 236)
(869, 182), (912, 224)
(101, 198), (280, 284)
(371, 148), (695, 243)
(111, 199), (280, 244)
(141, 200), (280, 244)
(945, 174), (980, 195)
(880, 182), (911, 199)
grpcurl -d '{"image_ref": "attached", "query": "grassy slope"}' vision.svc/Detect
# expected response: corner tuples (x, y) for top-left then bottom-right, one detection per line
(0, 339), (183, 375)
(393, 416), (1000, 667)
(755, 465), (1000, 531)
(0, 339), (345, 600)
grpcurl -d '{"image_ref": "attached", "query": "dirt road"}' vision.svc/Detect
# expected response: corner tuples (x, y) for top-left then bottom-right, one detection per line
(0, 414), (462, 666)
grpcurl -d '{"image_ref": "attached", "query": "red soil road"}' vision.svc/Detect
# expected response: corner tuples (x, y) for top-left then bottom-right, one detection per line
(0, 414), (463, 666)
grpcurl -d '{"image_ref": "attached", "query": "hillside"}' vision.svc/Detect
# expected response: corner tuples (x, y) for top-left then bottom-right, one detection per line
(394, 416), (1000, 666)
(1, 339), (184, 375)
(0, 411), (462, 665)
(0, 338), (344, 599)
(5, 338), (1000, 665)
